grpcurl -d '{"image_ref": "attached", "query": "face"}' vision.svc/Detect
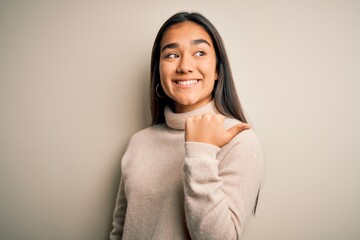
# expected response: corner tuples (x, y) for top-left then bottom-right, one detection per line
(159, 21), (218, 113)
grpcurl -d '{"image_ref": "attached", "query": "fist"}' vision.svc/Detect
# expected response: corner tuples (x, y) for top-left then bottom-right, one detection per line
(185, 113), (251, 148)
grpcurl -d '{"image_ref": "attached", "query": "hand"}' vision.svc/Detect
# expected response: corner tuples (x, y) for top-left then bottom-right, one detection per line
(185, 113), (251, 148)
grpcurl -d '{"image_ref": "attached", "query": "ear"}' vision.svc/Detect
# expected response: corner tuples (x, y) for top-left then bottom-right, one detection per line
(215, 71), (219, 81)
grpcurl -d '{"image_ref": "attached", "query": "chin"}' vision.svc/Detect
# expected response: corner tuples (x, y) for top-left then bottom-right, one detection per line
(177, 98), (199, 106)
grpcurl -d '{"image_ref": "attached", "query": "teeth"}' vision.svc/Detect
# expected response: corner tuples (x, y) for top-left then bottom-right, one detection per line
(176, 80), (198, 85)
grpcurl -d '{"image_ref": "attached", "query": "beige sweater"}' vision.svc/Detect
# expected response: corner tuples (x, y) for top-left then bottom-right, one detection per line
(110, 101), (264, 240)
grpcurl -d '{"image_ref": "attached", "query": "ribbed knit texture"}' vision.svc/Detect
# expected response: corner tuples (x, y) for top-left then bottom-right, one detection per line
(110, 101), (264, 240)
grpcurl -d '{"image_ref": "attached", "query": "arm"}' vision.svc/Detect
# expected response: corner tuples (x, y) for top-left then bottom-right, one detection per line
(184, 114), (263, 240)
(110, 178), (127, 240)
(110, 136), (137, 239)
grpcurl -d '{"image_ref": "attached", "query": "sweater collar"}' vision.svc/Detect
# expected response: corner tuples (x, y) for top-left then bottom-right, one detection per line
(164, 101), (218, 130)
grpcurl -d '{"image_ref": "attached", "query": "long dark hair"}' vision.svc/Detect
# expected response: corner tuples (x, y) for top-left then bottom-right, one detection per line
(150, 12), (247, 125)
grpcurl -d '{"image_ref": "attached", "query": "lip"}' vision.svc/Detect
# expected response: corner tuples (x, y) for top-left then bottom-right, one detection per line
(172, 79), (200, 88)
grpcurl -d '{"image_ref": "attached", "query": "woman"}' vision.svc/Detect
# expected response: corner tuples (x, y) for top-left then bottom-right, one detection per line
(110, 12), (264, 240)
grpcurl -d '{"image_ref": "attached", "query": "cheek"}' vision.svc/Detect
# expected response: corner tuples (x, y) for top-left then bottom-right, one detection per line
(159, 61), (173, 79)
(159, 62), (173, 94)
(159, 62), (165, 80)
(201, 61), (217, 78)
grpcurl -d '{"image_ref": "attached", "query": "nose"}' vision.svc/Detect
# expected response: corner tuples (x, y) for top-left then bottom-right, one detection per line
(176, 54), (193, 73)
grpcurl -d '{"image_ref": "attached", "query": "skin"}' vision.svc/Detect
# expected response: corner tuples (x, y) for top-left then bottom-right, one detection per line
(159, 21), (218, 113)
(159, 21), (250, 147)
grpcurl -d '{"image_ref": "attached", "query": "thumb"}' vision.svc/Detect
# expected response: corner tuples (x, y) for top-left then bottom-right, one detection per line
(226, 123), (251, 140)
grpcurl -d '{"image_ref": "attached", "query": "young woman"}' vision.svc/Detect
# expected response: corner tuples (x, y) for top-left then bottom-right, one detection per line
(110, 12), (264, 240)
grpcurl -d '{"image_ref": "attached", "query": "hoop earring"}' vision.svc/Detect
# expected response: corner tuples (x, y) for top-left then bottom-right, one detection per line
(156, 83), (166, 98)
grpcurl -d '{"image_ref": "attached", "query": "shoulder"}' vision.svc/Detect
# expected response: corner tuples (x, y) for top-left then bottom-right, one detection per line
(223, 118), (261, 147)
(221, 117), (264, 168)
(220, 118), (265, 177)
(128, 124), (167, 145)
(120, 124), (168, 166)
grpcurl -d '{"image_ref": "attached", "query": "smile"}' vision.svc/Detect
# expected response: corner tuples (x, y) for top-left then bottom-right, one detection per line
(175, 79), (199, 86)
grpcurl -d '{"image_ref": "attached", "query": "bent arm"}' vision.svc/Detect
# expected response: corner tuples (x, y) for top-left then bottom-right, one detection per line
(183, 132), (264, 240)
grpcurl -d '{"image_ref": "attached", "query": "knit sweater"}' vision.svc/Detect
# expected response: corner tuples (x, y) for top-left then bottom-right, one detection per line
(110, 101), (264, 240)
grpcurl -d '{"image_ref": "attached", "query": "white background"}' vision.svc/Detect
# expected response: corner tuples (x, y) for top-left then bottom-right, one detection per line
(1, 0), (359, 239)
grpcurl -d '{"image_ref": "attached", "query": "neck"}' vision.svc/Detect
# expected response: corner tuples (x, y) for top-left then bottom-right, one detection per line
(174, 96), (213, 113)
(165, 100), (217, 130)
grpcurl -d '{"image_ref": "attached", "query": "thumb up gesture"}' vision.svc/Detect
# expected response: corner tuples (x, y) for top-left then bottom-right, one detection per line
(185, 113), (251, 148)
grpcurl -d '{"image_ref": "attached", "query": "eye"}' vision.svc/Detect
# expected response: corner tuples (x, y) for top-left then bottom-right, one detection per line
(165, 53), (179, 59)
(194, 51), (206, 57)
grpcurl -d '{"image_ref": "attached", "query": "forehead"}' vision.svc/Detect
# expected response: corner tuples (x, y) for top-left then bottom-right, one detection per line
(161, 21), (213, 46)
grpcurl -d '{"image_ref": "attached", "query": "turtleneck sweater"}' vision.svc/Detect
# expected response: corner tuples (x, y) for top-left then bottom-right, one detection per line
(110, 101), (264, 240)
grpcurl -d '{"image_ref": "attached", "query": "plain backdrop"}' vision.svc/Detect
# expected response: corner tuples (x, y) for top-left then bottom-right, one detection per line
(0, 0), (359, 239)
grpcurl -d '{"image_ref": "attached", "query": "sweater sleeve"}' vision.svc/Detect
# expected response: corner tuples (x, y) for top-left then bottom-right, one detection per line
(183, 130), (264, 240)
(110, 177), (127, 240)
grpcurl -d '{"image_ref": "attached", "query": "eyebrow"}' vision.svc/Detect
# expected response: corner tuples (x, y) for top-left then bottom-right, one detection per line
(161, 39), (211, 52)
(161, 43), (179, 52)
(192, 39), (211, 47)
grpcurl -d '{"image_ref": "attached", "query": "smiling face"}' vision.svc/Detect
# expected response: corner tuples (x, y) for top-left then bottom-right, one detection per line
(159, 21), (218, 113)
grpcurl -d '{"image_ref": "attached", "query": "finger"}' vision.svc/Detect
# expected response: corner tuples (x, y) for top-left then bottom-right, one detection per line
(226, 123), (251, 139)
(214, 114), (225, 119)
